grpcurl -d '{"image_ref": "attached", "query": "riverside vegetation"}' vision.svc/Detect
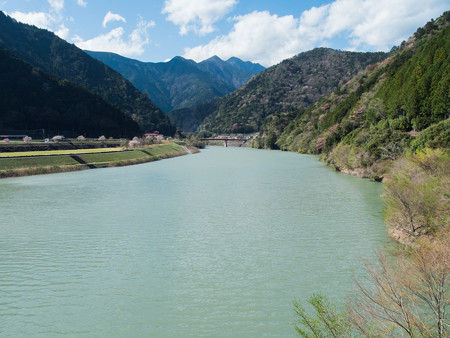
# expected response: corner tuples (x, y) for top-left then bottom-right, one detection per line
(292, 14), (449, 336)
(294, 148), (449, 337)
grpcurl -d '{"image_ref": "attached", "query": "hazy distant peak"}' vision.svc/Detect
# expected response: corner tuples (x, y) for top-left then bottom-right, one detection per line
(169, 55), (191, 63)
(226, 57), (265, 74)
(86, 50), (261, 113)
(202, 55), (223, 62)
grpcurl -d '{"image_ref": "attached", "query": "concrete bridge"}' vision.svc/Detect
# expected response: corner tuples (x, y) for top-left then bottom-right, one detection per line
(199, 138), (249, 147)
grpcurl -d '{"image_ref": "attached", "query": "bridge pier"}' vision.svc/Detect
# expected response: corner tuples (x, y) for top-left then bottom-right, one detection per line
(199, 138), (249, 147)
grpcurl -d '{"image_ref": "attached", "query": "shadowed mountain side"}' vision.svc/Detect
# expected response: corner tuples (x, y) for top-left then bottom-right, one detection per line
(0, 11), (174, 135)
(168, 100), (220, 133)
(0, 48), (141, 137)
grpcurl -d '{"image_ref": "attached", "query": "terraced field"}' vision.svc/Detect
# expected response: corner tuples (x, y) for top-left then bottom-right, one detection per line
(0, 155), (80, 170)
(0, 147), (124, 158)
(0, 143), (191, 178)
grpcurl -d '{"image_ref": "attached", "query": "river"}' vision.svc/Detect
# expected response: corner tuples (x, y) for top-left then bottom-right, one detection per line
(0, 147), (390, 337)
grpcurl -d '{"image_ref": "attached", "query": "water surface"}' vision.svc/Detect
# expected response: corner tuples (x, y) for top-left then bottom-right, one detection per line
(0, 147), (389, 337)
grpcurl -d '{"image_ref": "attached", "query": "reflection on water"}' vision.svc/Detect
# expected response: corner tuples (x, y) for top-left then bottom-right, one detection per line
(0, 147), (389, 337)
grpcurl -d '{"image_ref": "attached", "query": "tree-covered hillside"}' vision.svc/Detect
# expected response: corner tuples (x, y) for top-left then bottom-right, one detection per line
(0, 11), (175, 135)
(0, 48), (141, 137)
(257, 12), (449, 179)
(198, 48), (387, 134)
(168, 99), (221, 132)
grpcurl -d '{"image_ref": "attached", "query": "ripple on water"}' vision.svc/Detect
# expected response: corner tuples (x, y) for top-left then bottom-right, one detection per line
(0, 147), (389, 337)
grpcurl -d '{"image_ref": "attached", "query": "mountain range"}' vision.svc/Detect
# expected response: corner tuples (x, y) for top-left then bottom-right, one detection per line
(86, 51), (264, 113)
(0, 7), (448, 160)
(189, 48), (387, 134)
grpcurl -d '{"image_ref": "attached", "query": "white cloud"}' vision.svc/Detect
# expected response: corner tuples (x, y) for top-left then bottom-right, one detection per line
(102, 11), (126, 28)
(48, 0), (64, 12)
(9, 11), (54, 30)
(55, 24), (69, 39)
(303, 0), (447, 51)
(8, 0), (67, 31)
(76, 0), (87, 8)
(183, 0), (448, 66)
(74, 19), (155, 57)
(10, 11), (69, 39)
(184, 11), (303, 66)
(10, 0), (65, 31)
(162, 0), (237, 35)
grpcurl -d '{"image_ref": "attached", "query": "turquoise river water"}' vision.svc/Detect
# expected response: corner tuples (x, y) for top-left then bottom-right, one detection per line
(0, 147), (390, 337)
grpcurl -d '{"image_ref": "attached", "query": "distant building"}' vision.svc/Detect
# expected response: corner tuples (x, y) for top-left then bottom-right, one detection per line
(144, 131), (159, 137)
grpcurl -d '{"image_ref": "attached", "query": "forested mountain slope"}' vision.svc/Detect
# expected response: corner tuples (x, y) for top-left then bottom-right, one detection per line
(86, 51), (263, 113)
(197, 48), (387, 134)
(198, 56), (260, 89)
(0, 48), (141, 137)
(0, 11), (174, 135)
(167, 99), (221, 133)
(257, 12), (449, 179)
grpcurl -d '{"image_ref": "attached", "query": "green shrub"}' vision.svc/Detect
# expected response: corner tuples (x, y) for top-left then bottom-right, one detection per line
(410, 119), (450, 151)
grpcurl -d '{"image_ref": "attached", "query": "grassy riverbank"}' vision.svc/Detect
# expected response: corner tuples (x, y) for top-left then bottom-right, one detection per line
(0, 143), (195, 178)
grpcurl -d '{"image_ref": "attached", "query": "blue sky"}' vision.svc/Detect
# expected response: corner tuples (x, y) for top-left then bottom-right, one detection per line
(2, 0), (448, 66)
